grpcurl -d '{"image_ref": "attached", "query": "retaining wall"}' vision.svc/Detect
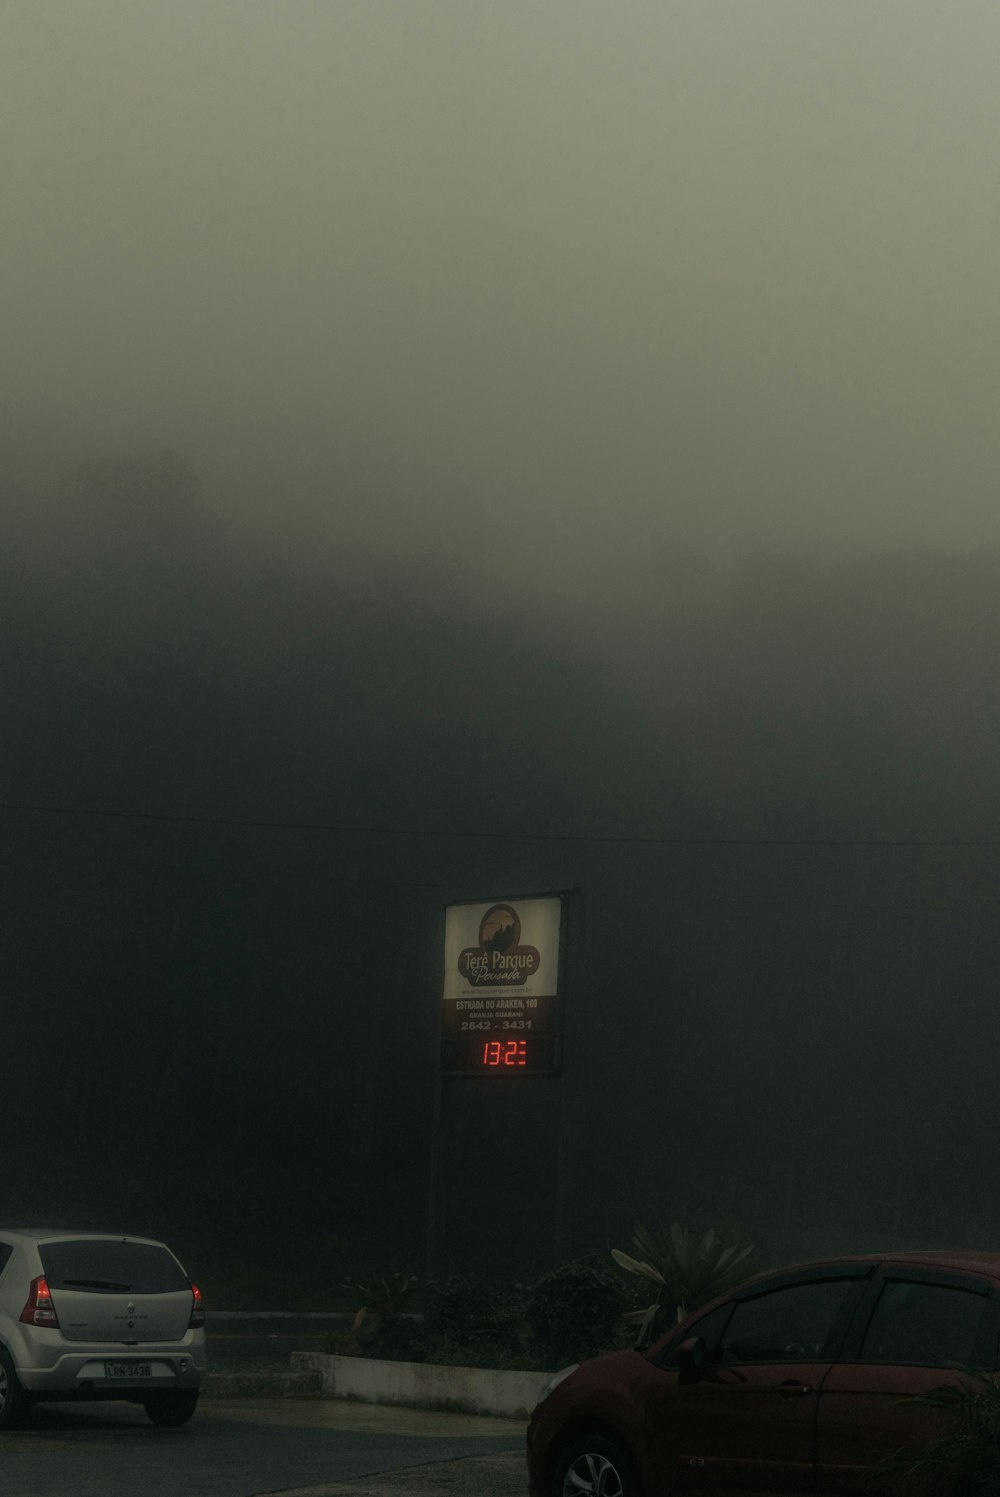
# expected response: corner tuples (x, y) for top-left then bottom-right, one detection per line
(290, 1352), (552, 1418)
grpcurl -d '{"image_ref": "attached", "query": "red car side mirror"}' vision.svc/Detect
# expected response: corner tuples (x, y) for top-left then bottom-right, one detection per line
(675, 1335), (708, 1381)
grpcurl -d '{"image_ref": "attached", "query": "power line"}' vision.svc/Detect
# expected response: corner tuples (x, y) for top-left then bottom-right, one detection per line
(1, 800), (999, 848)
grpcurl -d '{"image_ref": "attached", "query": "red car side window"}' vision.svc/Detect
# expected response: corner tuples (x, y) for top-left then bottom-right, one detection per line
(720, 1279), (859, 1363)
(859, 1281), (986, 1366)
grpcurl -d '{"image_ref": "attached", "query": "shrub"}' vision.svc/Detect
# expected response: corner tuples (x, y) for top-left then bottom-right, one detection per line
(423, 1274), (525, 1366)
(340, 1270), (423, 1329)
(424, 1274), (497, 1341)
(525, 1255), (627, 1367)
(337, 1270), (427, 1362)
(865, 1365), (1000, 1493)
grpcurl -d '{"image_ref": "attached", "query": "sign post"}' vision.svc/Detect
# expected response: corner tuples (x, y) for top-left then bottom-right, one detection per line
(425, 893), (568, 1280)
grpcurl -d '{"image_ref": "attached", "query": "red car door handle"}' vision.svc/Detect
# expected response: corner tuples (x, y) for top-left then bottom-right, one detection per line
(774, 1380), (814, 1397)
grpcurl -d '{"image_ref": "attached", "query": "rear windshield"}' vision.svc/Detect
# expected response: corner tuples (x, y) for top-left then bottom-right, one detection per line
(39, 1240), (188, 1294)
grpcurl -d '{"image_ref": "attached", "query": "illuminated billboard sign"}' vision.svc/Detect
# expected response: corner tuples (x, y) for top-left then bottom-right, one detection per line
(440, 895), (564, 1076)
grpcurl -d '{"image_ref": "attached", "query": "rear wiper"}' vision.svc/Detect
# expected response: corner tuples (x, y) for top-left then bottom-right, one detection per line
(61, 1279), (132, 1291)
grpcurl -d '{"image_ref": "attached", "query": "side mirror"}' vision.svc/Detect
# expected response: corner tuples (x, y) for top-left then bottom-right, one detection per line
(675, 1335), (707, 1382)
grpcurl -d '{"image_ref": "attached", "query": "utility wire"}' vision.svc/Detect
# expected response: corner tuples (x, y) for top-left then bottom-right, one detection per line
(1, 801), (999, 848)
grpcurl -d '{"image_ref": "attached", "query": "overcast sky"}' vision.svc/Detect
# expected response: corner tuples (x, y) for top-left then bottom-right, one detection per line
(4, 1), (1000, 592)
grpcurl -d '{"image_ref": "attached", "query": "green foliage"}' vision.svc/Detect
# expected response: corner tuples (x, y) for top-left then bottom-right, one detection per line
(334, 1257), (635, 1368)
(865, 1366), (1000, 1493)
(423, 1274), (518, 1353)
(612, 1220), (756, 1346)
(338, 1270), (426, 1360)
(415, 1332), (545, 1372)
(423, 1272), (540, 1368)
(526, 1255), (630, 1367)
(339, 1270), (423, 1332)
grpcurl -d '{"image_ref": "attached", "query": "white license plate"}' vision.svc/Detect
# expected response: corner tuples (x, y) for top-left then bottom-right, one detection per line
(105, 1361), (153, 1379)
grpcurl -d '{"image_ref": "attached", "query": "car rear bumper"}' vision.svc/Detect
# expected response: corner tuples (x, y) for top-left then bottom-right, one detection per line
(16, 1348), (205, 1395)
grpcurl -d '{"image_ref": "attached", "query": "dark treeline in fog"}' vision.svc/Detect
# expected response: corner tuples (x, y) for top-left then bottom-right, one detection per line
(9, 450), (1000, 841)
(4, 452), (1000, 1295)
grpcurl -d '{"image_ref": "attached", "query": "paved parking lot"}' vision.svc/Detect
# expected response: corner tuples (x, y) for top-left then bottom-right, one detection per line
(0, 1398), (528, 1497)
(265, 1449), (526, 1497)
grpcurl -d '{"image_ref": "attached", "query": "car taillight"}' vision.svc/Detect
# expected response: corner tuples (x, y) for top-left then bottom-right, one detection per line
(189, 1282), (205, 1328)
(19, 1275), (60, 1328)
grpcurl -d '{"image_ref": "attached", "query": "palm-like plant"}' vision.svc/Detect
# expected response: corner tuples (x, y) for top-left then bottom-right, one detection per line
(866, 1365), (1000, 1493)
(612, 1220), (755, 1347)
(340, 1271), (424, 1335)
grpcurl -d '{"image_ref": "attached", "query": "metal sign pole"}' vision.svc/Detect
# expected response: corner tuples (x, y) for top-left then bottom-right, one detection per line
(424, 1072), (445, 1285)
(552, 888), (579, 1263)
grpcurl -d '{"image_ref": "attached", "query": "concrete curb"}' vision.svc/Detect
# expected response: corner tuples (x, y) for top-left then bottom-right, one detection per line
(290, 1353), (550, 1418)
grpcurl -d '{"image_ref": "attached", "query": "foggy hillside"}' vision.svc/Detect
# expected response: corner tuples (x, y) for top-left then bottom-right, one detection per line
(6, 454), (999, 846)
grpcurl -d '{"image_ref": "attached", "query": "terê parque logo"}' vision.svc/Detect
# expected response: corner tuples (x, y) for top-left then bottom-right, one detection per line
(457, 903), (541, 987)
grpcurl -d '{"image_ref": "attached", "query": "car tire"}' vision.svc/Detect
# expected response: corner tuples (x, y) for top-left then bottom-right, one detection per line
(552, 1432), (641, 1497)
(0, 1347), (28, 1430)
(143, 1390), (199, 1427)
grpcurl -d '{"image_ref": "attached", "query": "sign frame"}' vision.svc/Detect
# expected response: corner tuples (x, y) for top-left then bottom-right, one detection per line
(438, 890), (570, 1079)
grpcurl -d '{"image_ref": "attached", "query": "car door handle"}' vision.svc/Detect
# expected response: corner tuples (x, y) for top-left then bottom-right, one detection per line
(774, 1380), (814, 1397)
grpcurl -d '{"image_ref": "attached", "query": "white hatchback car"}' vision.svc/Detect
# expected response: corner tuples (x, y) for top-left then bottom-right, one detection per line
(0, 1228), (206, 1427)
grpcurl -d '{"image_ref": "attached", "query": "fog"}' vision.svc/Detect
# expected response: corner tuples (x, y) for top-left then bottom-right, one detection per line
(4, 1), (1000, 1290)
(5, 0), (1000, 582)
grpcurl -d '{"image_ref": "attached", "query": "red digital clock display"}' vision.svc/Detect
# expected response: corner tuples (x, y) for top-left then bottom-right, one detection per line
(439, 1033), (556, 1075)
(482, 1039), (527, 1068)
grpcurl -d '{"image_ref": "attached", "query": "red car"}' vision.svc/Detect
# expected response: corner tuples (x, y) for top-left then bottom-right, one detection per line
(527, 1251), (1000, 1497)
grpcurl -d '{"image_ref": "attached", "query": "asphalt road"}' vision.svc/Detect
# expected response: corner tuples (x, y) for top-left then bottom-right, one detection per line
(0, 1398), (528, 1497)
